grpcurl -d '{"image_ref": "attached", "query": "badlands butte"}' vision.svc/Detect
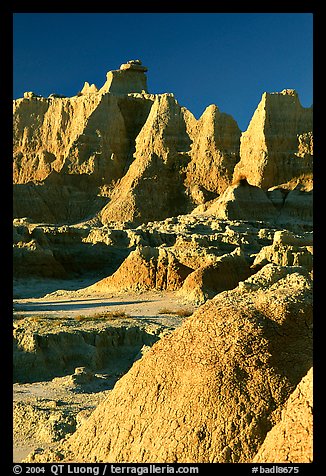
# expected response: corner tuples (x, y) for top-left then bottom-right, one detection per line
(13, 60), (313, 463)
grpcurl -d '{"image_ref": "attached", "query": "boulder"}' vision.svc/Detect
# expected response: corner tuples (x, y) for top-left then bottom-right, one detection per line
(69, 367), (95, 385)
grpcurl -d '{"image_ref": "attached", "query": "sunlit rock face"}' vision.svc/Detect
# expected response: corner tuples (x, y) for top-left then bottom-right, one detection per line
(233, 89), (313, 190)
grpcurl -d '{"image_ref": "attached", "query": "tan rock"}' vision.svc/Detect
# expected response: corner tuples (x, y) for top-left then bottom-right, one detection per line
(201, 178), (278, 222)
(185, 104), (241, 199)
(253, 368), (313, 463)
(13, 93), (103, 184)
(179, 247), (252, 304)
(170, 236), (223, 270)
(12, 219), (129, 279)
(13, 70), (314, 228)
(252, 230), (313, 271)
(100, 94), (193, 225)
(233, 90), (313, 189)
(80, 82), (99, 94)
(99, 60), (148, 95)
(277, 187), (313, 225)
(87, 245), (193, 293)
(13, 84), (153, 187)
(13, 223), (67, 278)
(13, 174), (110, 224)
(50, 265), (312, 463)
(13, 240), (67, 279)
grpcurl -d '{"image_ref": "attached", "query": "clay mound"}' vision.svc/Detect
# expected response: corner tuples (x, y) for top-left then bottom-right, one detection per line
(253, 368), (313, 463)
(178, 247), (252, 304)
(200, 179), (277, 222)
(87, 245), (193, 293)
(53, 264), (312, 463)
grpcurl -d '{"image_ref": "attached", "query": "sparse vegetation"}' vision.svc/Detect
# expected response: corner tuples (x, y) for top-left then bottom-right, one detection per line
(158, 308), (193, 317)
(74, 310), (132, 322)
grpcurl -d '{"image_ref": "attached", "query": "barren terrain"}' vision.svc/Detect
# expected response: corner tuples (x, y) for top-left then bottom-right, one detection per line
(13, 281), (193, 462)
(13, 60), (313, 463)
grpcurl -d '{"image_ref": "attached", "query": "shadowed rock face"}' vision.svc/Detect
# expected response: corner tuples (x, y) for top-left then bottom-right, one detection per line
(46, 265), (312, 463)
(100, 94), (194, 225)
(13, 92), (154, 186)
(253, 368), (313, 463)
(13, 320), (160, 384)
(87, 245), (193, 293)
(178, 247), (252, 304)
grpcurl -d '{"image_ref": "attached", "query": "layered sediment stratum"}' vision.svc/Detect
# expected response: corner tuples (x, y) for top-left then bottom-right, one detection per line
(13, 61), (313, 226)
(13, 60), (313, 464)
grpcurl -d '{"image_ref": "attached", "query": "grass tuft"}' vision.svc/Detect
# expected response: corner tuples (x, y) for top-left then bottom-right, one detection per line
(158, 308), (193, 317)
(75, 310), (132, 321)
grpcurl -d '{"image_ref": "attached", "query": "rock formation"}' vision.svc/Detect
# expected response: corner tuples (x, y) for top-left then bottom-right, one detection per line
(13, 62), (314, 464)
(13, 316), (160, 383)
(13, 173), (110, 224)
(178, 247), (252, 304)
(99, 93), (193, 225)
(185, 104), (241, 201)
(13, 218), (130, 279)
(35, 265), (312, 463)
(233, 89), (313, 190)
(87, 245), (193, 293)
(198, 178), (278, 222)
(276, 185), (313, 225)
(99, 59), (148, 95)
(252, 229), (313, 271)
(13, 90), (153, 187)
(253, 368), (313, 463)
(13, 62), (313, 227)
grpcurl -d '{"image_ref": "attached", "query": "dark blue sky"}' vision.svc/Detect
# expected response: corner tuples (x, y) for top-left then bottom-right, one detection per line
(13, 13), (313, 131)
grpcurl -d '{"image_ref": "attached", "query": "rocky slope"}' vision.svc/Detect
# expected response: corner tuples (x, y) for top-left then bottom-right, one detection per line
(25, 265), (312, 463)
